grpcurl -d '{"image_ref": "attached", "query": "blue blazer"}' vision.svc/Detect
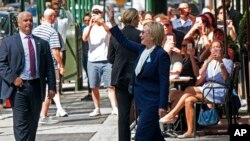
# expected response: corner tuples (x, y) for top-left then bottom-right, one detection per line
(110, 26), (170, 110)
(0, 33), (56, 100)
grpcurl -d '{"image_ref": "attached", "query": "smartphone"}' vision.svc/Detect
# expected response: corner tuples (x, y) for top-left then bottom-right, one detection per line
(166, 35), (174, 42)
(213, 48), (221, 56)
(171, 8), (179, 15)
(226, 20), (231, 25)
(217, 21), (224, 30)
(196, 17), (202, 24)
(187, 43), (193, 54)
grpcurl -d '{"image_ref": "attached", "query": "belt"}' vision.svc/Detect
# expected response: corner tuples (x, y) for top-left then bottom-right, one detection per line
(206, 80), (228, 87)
(22, 78), (40, 83)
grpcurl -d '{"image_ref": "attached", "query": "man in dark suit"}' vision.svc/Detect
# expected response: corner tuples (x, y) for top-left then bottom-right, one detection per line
(107, 8), (141, 141)
(0, 12), (56, 141)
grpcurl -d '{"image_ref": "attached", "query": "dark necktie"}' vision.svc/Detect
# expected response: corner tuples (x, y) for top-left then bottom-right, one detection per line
(27, 35), (36, 78)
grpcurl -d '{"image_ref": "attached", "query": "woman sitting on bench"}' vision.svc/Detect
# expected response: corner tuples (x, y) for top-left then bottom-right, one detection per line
(159, 40), (233, 138)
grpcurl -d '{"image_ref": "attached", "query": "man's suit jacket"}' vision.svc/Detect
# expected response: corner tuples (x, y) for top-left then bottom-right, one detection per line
(107, 25), (141, 90)
(110, 26), (170, 110)
(0, 33), (56, 100)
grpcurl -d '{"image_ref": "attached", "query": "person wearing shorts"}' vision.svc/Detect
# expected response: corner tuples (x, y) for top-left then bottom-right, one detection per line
(82, 5), (118, 116)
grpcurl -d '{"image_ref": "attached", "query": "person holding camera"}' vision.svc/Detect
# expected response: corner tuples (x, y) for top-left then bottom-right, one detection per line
(216, 6), (237, 41)
(160, 40), (233, 138)
(82, 5), (118, 117)
(184, 14), (212, 64)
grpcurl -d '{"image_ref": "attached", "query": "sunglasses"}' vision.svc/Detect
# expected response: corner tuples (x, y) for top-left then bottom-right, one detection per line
(141, 30), (149, 34)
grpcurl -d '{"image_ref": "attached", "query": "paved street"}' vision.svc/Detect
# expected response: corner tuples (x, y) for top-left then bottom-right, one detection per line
(0, 83), (248, 141)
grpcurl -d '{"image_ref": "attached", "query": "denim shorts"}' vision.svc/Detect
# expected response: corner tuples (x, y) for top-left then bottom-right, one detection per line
(87, 61), (112, 88)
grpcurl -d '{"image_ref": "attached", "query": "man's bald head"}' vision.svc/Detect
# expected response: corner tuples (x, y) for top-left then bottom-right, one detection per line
(44, 8), (55, 17)
(17, 12), (33, 35)
(17, 11), (32, 23)
(43, 9), (56, 24)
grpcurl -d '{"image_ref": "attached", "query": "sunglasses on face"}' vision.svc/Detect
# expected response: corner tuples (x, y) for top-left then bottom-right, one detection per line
(141, 30), (149, 35)
(179, 7), (189, 10)
(181, 44), (187, 48)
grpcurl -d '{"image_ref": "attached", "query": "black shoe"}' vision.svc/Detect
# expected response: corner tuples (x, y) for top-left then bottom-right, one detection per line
(51, 99), (55, 104)
(80, 95), (92, 101)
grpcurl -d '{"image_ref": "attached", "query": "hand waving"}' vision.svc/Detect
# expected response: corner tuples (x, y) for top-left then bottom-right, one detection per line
(108, 5), (116, 26)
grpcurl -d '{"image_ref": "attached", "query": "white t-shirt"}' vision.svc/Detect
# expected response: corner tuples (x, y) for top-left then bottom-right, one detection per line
(55, 10), (73, 43)
(88, 24), (110, 62)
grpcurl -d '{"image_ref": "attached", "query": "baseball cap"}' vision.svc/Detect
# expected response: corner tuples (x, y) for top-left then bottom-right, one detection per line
(92, 5), (104, 13)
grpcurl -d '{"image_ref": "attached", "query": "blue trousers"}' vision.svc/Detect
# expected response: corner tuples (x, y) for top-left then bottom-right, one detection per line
(10, 79), (42, 141)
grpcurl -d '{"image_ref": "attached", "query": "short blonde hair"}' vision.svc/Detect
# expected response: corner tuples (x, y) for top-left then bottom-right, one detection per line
(144, 22), (164, 46)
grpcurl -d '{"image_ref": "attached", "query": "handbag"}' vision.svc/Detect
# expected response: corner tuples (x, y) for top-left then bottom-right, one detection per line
(198, 87), (220, 126)
(198, 106), (220, 126)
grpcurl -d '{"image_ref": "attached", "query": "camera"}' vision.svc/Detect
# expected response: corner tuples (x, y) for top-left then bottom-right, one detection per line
(187, 43), (193, 54)
(171, 8), (179, 15)
(166, 35), (174, 42)
(213, 48), (221, 56)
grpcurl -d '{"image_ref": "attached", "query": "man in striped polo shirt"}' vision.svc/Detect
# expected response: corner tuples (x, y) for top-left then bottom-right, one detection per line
(33, 8), (68, 124)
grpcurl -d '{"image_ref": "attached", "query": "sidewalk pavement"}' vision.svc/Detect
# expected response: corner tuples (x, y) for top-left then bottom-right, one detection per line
(1, 84), (248, 141)
(0, 88), (118, 141)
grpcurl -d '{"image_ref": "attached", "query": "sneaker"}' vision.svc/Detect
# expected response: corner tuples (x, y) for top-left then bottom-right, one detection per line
(111, 108), (118, 115)
(241, 99), (247, 107)
(56, 108), (68, 117)
(89, 108), (101, 117)
(0, 114), (3, 120)
(39, 116), (59, 125)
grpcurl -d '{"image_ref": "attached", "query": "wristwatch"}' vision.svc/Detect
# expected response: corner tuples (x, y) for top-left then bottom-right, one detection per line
(219, 63), (225, 68)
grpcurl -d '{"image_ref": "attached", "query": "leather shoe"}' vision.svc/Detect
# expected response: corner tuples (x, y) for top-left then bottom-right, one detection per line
(177, 133), (194, 139)
(159, 117), (177, 124)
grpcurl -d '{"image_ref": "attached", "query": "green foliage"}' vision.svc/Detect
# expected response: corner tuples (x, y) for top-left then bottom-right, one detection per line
(238, 9), (249, 53)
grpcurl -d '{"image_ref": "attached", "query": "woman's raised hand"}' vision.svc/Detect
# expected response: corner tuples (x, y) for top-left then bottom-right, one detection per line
(163, 41), (175, 54)
(108, 5), (116, 26)
(207, 52), (216, 63)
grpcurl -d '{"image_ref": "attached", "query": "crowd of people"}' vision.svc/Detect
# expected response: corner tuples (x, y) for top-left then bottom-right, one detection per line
(0, 0), (244, 141)
(98, 0), (241, 140)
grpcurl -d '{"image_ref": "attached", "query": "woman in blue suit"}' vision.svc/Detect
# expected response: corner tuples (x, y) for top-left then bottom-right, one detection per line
(99, 11), (170, 141)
